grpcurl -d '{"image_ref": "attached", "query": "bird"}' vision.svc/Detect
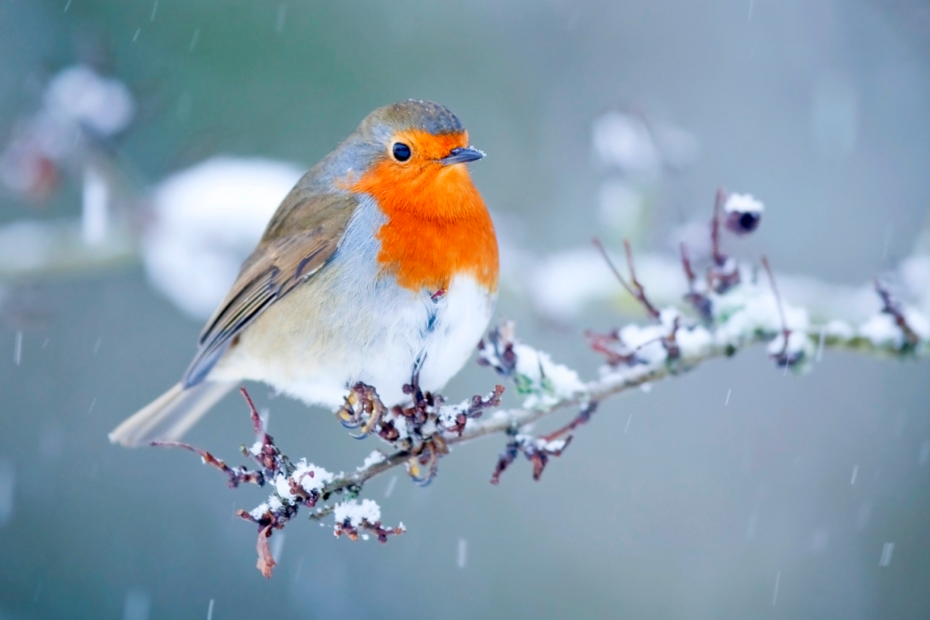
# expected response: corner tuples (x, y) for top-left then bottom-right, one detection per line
(110, 100), (498, 447)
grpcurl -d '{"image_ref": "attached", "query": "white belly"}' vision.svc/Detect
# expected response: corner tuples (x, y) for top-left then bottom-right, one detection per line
(417, 274), (496, 394)
(213, 272), (495, 409)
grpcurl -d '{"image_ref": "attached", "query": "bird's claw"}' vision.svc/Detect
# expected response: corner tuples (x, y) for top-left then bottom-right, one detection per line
(336, 382), (386, 438)
(406, 435), (447, 486)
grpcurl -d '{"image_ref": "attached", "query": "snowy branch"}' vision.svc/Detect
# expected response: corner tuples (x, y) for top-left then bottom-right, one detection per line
(156, 188), (928, 578)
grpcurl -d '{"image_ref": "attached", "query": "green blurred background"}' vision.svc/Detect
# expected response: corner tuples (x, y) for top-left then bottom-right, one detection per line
(2, 0), (930, 618)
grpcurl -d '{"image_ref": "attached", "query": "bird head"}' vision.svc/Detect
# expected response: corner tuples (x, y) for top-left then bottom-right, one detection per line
(356, 99), (484, 167)
(319, 100), (486, 220)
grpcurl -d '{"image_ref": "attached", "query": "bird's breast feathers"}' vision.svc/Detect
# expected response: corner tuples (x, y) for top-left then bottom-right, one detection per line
(213, 195), (498, 407)
(349, 149), (499, 294)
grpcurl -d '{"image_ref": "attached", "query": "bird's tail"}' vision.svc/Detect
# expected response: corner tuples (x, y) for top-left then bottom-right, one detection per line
(109, 381), (235, 447)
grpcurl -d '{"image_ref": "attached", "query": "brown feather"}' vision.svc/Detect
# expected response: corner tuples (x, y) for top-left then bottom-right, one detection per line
(182, 190), (358, 386)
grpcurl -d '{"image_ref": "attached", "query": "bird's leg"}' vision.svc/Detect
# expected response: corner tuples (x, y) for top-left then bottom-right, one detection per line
(405, 366), (424, 404)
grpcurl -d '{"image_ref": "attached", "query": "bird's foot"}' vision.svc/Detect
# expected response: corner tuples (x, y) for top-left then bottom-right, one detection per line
(336, 382), (386, 438)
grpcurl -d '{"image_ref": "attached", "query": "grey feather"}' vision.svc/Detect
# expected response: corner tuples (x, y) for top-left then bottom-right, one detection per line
(108, 381), (235, 447)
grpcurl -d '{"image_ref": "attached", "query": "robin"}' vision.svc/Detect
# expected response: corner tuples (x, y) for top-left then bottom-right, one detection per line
(110, 100), (498, 447)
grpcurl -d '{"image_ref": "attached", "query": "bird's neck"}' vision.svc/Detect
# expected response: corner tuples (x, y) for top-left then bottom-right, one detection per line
(351, 162), (498, 294)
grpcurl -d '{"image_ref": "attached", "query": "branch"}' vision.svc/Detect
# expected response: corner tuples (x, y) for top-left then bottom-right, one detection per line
(150, 187), (928, 578)
(324, 301), (927, 498)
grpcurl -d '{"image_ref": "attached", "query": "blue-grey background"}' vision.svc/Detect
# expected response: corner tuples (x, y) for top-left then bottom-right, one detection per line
(2, 1), (930, 618)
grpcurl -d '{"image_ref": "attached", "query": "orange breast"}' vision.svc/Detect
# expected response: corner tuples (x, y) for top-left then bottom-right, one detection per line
(349, 134), (498, 293)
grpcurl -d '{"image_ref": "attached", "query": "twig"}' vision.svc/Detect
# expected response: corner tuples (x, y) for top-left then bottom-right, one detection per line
(151, 440), (265, 488)
(592, 237), (661, 319)
(874, 279), (921, 349)
(760, 256), (794, 365)
(760, 257), (788, 339)
(711, 187), (727, 266)
(541, 400), (598, 442)
(680, 242), (713, 322)
(680, 242), (698, 286)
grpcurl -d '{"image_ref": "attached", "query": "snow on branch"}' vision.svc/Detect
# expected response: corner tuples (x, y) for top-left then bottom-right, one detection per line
(154, 187), (928, 578)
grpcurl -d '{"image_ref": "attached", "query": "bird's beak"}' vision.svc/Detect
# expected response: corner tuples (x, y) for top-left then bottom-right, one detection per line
(440, 146), (485, 166)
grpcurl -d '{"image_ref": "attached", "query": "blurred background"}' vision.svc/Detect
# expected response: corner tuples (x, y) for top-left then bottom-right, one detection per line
(2, 0), (930, 618)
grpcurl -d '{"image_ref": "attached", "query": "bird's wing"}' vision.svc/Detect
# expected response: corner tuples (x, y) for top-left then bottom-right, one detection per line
(182, 190), (359, 387)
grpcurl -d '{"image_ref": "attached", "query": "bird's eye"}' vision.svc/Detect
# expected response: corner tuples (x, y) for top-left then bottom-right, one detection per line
(392, 142), (411, 162)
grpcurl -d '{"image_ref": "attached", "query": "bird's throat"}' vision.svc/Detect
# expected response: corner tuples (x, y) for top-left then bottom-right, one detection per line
(351, 160), (499, 293)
